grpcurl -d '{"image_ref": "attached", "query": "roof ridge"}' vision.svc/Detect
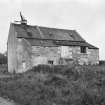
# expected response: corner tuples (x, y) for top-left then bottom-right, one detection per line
(12, 23), (75, 31)
(38, 26), (75, 31)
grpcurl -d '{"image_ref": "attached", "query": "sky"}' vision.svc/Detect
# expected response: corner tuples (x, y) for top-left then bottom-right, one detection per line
(0, 0), (104, 60)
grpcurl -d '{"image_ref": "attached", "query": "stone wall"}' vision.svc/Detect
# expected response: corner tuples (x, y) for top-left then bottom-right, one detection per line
(87, 48), (99, 65)
(31, 46), (61, 66)
(15, 39), (99, 73)
(16, 38), (32, 73)
(60, 46), (73, 58)
(60, 46), (99, 65)
(8, 24), (17, 73)
(31, 45), (99, 66)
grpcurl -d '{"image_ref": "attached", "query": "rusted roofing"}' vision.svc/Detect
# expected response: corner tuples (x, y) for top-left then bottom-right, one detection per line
(13, 23), (85, 41)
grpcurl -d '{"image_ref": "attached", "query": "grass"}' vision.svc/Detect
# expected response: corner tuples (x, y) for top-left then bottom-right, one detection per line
(0, 64), (8, 73)
(0, 65), (105, 105)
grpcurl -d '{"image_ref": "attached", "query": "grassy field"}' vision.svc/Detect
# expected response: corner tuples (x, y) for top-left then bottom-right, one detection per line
(0, 65), (105, 105)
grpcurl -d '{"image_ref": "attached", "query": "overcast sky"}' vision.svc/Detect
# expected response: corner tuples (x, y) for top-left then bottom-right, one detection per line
(0, 0), (105, 60)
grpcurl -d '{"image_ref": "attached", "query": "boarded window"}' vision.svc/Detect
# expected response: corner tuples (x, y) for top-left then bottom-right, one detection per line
(81, 46), (86, 53)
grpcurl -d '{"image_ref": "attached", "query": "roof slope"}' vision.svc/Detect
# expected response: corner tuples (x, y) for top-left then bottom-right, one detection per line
(23, 38), (98, 49)
(85, 42), (99, 49)
(12, 23), (98, 49)
(13, 23), (85, 41)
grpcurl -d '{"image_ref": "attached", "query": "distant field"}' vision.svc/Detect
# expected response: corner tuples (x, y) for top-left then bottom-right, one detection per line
(0, 65), (105, 105)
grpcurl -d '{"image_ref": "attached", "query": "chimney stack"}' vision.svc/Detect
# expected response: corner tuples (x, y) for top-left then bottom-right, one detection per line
(20, 12), (27, 25)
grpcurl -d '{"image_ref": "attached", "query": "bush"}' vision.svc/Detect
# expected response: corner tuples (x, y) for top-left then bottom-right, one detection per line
(0, 53), (7, 64)
(0, 65), (7, 73)
(32, 65), (53, 73)
(0, 65), (105, 105)
(99, 60), (105, 65)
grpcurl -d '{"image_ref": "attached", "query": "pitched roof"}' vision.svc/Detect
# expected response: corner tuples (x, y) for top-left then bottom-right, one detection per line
(12, 23), (98, 49)
(85, 42), (99, 49)
(13, 23), (85, 41)
(24, 38), (98, 49)
(26, 39), (58, 47)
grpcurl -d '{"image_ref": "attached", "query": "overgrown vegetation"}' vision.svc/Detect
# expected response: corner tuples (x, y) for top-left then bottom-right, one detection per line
(0, 53), (7, 64)
(0, 65), (105, 105)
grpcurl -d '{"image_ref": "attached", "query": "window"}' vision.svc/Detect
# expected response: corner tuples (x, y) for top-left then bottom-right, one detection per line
(48, 60), (54, 65)
(81, 46), (86, 53)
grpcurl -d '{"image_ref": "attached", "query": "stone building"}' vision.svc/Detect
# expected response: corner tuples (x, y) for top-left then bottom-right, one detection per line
(7, 14), (99, 73)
